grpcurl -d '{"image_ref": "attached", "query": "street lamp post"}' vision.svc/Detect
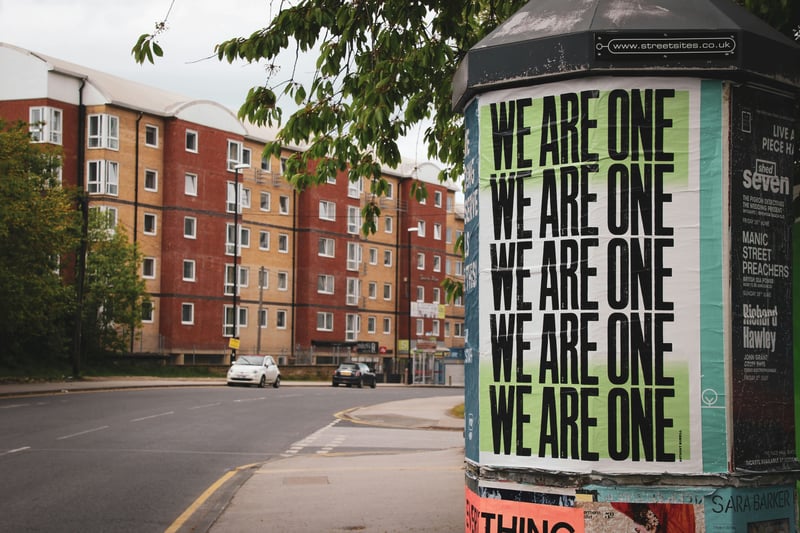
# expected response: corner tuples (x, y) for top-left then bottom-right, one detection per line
(407, 226), (418, 384)
(231, 163), (249, 362)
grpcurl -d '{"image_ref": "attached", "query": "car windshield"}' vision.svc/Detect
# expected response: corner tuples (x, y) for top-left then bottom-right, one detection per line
(236, 356), (262, 365)
(338, 364), (358, 370)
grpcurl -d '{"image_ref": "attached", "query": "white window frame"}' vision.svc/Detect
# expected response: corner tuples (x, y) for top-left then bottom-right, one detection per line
(183, 259), (196, 282)
(384, 216), (393, 234)
(434, 190), (442, 207)
(276, 309), (287, 329)
(383, 283), (392, 301)
(144, 124), (159, 148)
(259, 230), (271, 251)
(319, 200), (336, 221)
(184, 216), (196, 239)
(143, 213), (157, 235)
(277, 271), (288, 291)
(88, 114), (119, 150)
(416, 252), (425, 270)
(347, 242), (362, 271)
(185, 173), (198, 196)
(383, 317), (392, 334)
(368, 247), (378, 265)
(142, 257), (156, 279)
(348, 178), (363, 198)
(181, 303), (194, 325)
(347, 206), (361, 234)
(278, 233), (289, 253)
(318, 274), (335, 294)
(345, 313), (360, 341)
(383, 249), (392, 267)
(346, 278), (360, 306)
(87, 160), (119, 195)
(368, 281), (377, 299)
(367, 316), (376, 334)
(433, 223), (442, 240)
(317, 312), (334, 331)
(279, 195), (290, 214)
(29, 106), (63, 144)
(144, 169), (158, 192)
(319, 237), (335, 257)
(260, 191), (271, 211)
(185, 130), (198, 152)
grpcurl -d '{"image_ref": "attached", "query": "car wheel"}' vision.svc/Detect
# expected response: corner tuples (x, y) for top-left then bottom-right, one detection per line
(258, 375), (266, 388)
(370, 379), (376, 389)
(357, 378), (363, 389)
(332, 382), (339, 387)
(272, 376), (280, 388)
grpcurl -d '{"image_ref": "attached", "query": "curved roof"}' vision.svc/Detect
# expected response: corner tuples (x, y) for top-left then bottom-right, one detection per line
(453, 0), (800, 111)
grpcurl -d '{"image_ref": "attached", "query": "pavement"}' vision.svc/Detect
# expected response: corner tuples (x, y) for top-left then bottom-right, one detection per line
(0, 377), (467, 533)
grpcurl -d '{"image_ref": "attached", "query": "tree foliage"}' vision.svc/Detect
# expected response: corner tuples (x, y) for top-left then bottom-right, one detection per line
(81, 211), (149, 359)
(0, 121), (79, 364)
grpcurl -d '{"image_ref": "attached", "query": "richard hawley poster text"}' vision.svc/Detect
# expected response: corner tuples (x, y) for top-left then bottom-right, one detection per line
(476, 78), (704, 474)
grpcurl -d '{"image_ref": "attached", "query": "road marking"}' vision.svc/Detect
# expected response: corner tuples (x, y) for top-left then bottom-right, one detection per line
(57, 426), (109, 440)
(0, 446), (30, 456)
(165, 462), (261, 533)
(233, 397), (266, 403)
(0, 403), (31, 409)
(190, 402), (221, 410)
(131, 411), (174, 422)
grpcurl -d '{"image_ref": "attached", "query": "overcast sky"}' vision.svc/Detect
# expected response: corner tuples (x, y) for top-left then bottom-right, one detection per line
(0, 0), (432, 161)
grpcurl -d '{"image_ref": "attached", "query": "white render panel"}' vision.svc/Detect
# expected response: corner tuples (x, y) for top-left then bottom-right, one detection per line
(0, 45), (49, 100)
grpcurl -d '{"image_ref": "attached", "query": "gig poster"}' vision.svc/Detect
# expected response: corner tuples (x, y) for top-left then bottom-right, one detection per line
(729, 85), (797, 472)
(474, 78), (705, 473)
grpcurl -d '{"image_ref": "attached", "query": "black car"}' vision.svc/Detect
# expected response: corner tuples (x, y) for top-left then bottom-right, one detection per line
(332, 362), (377, 388)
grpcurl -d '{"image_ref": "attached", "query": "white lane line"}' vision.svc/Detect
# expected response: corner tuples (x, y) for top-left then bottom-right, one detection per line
(0, 403), (31, 409)
(233, 397), (266, 403)
(190, 402), (221, 410)
(57, 426), (109, 440)
(0, 446), (31, 457)
(131, 411), (174, 422)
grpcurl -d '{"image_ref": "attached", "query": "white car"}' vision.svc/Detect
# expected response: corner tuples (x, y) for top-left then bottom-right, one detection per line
(227, 355), (281, 388)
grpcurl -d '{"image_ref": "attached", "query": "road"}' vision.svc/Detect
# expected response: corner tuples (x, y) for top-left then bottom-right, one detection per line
(0, 385), (460, 532)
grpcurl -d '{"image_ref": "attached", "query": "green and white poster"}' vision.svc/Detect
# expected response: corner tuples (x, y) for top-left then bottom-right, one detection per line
(476, 78), (706, 473)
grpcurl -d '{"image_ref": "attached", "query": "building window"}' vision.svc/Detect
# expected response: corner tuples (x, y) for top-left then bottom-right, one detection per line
(367, 316), (376, 334)
(280, 157), (288, 175)
(385, 182), (394, 199)
(416, 318), (424, 335)
(226, 224), (250, 255)
(455, 322), (465, 337)
(444, 321), (451, 338)
(223, 306), (247, 337)
(417, 220), (426, 237)
(261, 156), (271, 173)
(259, 231), (270, 250)
(227, 140), (250, 170)
(144, 169), (158, 191)
(383, 283), (392, 300)
(347, 242), (362, 271)
(278, 233), (289, 253)
(259, 268), (269, 289)
(317, 312), (333, 331)
(227, 182), (248, 213)
(29, 106), (63, 144)
(348, 178), (362, 198)
(88, 114), (119, 149)
(347, 206), (361, 234)
(181, 303), (194, 325)
(434, 190), (442, 207)
(416, 286), (424, 302)
(384, 216), (393, 233)
(144, 124), (158, 147)
(433, 255), (441, 272)
(345, 314), (360, 341)
(416, 252), (425, 270)
(259, 309), (268, 328)
(184, 217), (196, 239)
(142, 301), (154, 323)
(433, 287), (441, 304)
(277, 271), (288, 291)
(318, 274), (335, 294)
(185, 130), (198, 152)
(276, 309), (287, 329)
(183, 260), (196, 281)
(383, 249), (392, 267)
(279, 195), (290, 214)
(143, 213), (157, 235)
(260, 191), (271, 211)
(432, 320), (440, 336)
(319, 237), (335, 257)
(185, 173), (198, 196)
(368, 247), (378, 265)
(319, 200), (336, 221)
(87, 160), (119, 195)
(142, 257), (156, 279)
(346, 278), (360, 305)
(433, 223), (442, 240)
(224, 265), (248, 295)
(383, 317), (392, 334)
(368, 281), (377, 299)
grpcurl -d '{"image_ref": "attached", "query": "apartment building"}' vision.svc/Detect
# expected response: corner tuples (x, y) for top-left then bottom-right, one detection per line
(0, 43), (464, 374)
